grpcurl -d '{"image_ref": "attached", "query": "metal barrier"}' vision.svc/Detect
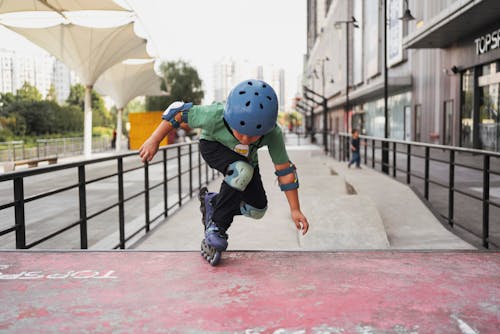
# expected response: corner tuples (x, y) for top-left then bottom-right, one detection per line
(334, 133), (500, 249)
(0, 141), (218, 250)
(0, 137), (115, 162)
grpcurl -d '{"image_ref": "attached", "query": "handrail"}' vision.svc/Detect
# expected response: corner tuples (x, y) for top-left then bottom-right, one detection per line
(333, 133), (499, 249)
(0, 141), (219, 250)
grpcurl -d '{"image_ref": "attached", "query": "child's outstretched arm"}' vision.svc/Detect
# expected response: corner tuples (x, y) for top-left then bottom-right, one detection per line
(274, 161), (309, 235)
(139, 101), (192, 163)
(139, 120), (173, 162)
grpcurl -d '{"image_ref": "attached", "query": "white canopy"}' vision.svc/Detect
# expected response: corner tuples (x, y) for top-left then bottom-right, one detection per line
(6, 22), (149, 85)
(95, 60), (166, 151)
(0, 0), (128, 14)
(5, 21), (150, 157)
(95, 60), (164, 109)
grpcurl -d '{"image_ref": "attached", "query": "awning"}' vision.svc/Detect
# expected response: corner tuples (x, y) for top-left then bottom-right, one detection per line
(403, 0), (500, 49)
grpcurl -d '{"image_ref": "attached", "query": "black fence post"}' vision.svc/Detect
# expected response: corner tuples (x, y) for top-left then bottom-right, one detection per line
(482, 154), (490, 248)
(448, 150), (455, 227)
(406, 144), (411, 184)
(163, 149), (168, 218)
(78, 165), (88, 249)
(198, 145), (202, 190)
(13, 177), (26, 249)
(363, 138), (367, 165)
(177, 146), (182, 206)
(372, 139), (375, 169)
(117, 158), (125, 249)
(392, 142), (397, 178)
(189, 144), (193, 198)
(144, 162), (150, 233)
(424, 147), (430, 200)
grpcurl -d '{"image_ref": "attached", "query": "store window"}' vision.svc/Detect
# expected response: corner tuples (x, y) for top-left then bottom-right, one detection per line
(363, 92), (411, 139)
(478, 61), (500, 151)
(404, 105), (411, 141)
(461, 69), (474, 148)
(389, 92), (411, 140)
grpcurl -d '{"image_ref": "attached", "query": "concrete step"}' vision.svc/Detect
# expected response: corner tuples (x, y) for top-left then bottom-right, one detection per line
(299, 194), (390, 250)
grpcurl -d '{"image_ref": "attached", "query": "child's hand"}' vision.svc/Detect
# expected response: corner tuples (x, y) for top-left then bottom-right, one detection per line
(291, 209), (309, 235)
(139, 137), (160, 163)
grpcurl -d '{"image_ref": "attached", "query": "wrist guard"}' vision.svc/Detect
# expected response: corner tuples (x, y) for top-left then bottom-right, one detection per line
(161, 101), (193, 128)
(274, 162), (299, 191)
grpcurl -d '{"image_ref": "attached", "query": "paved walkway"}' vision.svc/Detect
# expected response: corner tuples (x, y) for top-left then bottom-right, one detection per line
(1, 251), (498, 333)
(134, 144), (474, 251)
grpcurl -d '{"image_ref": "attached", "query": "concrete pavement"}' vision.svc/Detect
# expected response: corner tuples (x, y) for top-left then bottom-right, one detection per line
(134, 143), (474, 251)
(2, 251), (497, 333)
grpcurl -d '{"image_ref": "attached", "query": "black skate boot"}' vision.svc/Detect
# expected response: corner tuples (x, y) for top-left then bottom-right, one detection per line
(199, 187), (226, 266)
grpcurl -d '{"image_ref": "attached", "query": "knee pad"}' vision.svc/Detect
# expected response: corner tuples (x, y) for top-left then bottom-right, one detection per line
(240, 202), (267, 219)
(224, 160), (254, 191)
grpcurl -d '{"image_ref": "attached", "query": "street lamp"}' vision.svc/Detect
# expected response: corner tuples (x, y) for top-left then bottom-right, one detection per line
(335, 16), (359, 135)
(382, 0), (414, 173)
(399, 0), (416, 21)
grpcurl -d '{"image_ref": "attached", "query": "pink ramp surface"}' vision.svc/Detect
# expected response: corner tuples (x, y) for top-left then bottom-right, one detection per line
(0, 251), (499, 333)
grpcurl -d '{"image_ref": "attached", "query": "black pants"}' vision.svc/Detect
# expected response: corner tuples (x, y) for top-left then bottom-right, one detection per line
(199, 139), (267, 230)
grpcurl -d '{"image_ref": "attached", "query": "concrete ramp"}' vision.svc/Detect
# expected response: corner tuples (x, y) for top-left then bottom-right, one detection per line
(300, 194), (390, 250)
(0, 251), (498, 333)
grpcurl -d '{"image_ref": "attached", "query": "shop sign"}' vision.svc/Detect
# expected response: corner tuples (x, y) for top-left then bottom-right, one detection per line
(474, 28), (500, 55)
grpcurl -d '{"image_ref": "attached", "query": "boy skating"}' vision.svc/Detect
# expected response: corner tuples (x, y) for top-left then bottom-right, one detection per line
(139, 79), (309, 265)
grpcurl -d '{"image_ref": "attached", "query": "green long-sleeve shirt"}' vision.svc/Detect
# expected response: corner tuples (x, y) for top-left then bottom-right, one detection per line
(186, 103), (289, 167)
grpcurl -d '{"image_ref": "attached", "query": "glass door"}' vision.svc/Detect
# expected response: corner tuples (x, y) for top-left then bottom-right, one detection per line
(478, 61), (500, 151)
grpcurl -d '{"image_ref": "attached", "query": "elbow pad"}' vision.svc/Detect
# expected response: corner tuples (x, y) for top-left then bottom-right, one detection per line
(274, 162), (299, 191)
(161, 101), (193, 128)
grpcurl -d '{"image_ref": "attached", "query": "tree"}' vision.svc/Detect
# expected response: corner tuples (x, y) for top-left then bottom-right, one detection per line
(146, 60), (204, 111)
(16, 82), (42, 101)
(46, 84), (57, 101)
(66, 83), (112, 128)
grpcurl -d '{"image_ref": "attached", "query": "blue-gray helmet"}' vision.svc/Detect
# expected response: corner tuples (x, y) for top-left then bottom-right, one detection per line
(224, 79), (278, 136)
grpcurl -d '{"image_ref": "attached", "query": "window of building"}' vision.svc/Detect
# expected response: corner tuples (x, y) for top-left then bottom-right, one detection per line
(404, 105), (411, 141)
(460, 69), (475, 148)
(388, 92), (411, 140)
(443, 100), (454, 145)
(414, 104), (422, 141)
(478, 61), (500, 151)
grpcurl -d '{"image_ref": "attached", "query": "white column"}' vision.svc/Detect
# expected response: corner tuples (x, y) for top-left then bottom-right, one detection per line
(83, 85), (93, 158)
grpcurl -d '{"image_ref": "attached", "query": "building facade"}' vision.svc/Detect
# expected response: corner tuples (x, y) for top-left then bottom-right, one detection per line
(304, 0), (500, 151)
(0, 49), (74, 103)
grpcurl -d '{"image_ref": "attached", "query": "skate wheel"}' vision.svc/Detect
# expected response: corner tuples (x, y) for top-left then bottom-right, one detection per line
(210, 251), (221, 266)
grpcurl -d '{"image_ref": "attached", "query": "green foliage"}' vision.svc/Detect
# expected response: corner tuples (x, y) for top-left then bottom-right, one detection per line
(146, 60), (204, 111)
(66, 83), (112, 127)
(0, 82), (114, 140)
(125, 97), (145, 114)
(92, 126), (112, 137)
(46, 84), (57, 101)
(16, 82), (42, 101)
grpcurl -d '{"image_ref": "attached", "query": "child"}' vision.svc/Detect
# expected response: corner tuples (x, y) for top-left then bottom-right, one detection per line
(348, 129), (361, 168)
(139, 79), (309, 266)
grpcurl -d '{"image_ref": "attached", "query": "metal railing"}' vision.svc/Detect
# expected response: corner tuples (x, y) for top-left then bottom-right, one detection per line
(0, 137), (116, 162)
(0, 141), (218, 250)
(333, 133), (500, 249)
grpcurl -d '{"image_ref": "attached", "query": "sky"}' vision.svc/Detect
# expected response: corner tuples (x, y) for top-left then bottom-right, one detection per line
(0, 0), (307, 108)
